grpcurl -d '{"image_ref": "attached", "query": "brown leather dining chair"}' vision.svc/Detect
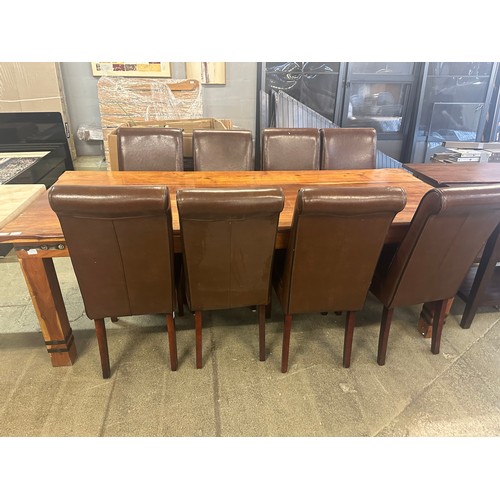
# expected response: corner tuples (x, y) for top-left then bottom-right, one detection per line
(48, 184), (180, 378)
(320, 127), (377, 170)
(192, 129), (254, 171)
(117, 127), (183, 171)
(176, 187), (285, 368)
(261, 128), (321, 170)
(273, 186), (406, 373)
(370, 185), (500, 366)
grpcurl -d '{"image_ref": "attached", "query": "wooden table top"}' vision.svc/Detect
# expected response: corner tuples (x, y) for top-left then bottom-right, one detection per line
(0, 184), (45, 230)
(404, 162), (500, 187)
(0, 169), (433, 248)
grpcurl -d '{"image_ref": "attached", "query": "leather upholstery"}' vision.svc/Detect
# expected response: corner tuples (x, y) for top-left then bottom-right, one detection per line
(274, 186), (407, 314)
(193, 129), (254, 171)
(49, 184), (177, 319)
(371, 185), (500, 309)
(261, 128), (321, 170)
(177, 188), (285, 311)
(117, 127), (183, 171)
(320, 128), (377, 170)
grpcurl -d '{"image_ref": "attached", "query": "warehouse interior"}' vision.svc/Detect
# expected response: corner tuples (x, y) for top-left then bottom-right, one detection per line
(1, 7), (499, 499)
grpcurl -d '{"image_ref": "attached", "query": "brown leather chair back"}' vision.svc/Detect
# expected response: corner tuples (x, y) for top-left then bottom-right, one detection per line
(261, 128), (321, 170)
(320, 127), (377, 170)
(193, 129), (253, 171)
(117, 127), (183, 171)
(48, 185), (176, 319)
(176, 188), (285, 310)
(372, 185), (500, 309)
(275, 186), (406, 314)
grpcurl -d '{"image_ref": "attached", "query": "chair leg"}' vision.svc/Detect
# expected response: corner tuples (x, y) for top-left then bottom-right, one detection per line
(343, 311), (355, 368)
(94, 318), (110, 379)
(377, 306), (394, 366)
(281, 314), (292, 373)
(195, 311), (203, 369)
(431, 300), (448, 355)
(258, 304), (266, 361)
(166, 313), (178, 371)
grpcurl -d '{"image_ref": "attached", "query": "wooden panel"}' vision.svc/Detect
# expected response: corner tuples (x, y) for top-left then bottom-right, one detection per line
(405, 162), (500, 186)
(0, 184), (45, 229)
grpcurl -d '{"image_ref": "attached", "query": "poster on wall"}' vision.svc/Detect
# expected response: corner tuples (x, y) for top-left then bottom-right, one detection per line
(91, 62), (171, 77)
(185, 62), (226, 85)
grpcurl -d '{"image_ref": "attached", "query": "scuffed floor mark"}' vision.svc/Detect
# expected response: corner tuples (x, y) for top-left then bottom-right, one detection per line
(339, 383), (357, 394)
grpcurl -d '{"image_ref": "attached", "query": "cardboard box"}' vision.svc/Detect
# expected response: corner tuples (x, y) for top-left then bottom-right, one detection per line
(107, 118), (232, 170)
(0, 62), (77, 160)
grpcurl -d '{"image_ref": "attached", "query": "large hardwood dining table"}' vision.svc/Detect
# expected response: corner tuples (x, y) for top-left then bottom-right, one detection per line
(0, 168), (433, 367)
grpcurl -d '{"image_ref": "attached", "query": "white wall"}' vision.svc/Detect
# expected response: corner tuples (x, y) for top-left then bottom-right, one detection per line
(60, 62), (258, 157)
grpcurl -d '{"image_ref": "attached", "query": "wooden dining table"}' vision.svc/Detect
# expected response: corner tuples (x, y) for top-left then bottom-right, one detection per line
(404, 162), (500, 187)
(0, 168), (433, 367)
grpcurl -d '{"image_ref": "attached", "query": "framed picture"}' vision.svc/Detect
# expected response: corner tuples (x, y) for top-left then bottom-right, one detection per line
(185, 62), (226, 85)
(91, 62), (171, 77)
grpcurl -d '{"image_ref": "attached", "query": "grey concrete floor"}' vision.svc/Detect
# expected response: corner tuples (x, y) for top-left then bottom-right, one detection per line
(0, 252), (499, 438)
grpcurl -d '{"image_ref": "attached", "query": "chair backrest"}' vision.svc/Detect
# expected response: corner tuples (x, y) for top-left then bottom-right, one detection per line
(117, 127), (183, 171)
(48, 185), (176, 319)
(176, 187), (285, 311)
(261, 128), (321, 170)
(320, 127), (377, 170)
(276, 186), (406, 314)
(193, 129), (254, 171)
(372, 185), (500, 308)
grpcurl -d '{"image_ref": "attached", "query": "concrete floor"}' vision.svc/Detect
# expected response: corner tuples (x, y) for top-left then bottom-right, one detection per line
(0, 251), (499, 438)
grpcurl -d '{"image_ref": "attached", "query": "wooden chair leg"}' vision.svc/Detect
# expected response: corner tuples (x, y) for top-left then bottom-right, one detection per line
(94, 318), (110, 379)
(377, 306), (394, 366)
(343, 311), (355, 368)
(166, 313), (178, 371)
(281, 314), (292, 373)
(195, 311), (203, 369)
(431, 300), (448, 355)
(258, 304), (266, 361)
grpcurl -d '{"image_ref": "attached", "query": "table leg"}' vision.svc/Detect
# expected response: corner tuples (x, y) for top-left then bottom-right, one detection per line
(19, 255), (77, 366)
(417, 299), (454, 338)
